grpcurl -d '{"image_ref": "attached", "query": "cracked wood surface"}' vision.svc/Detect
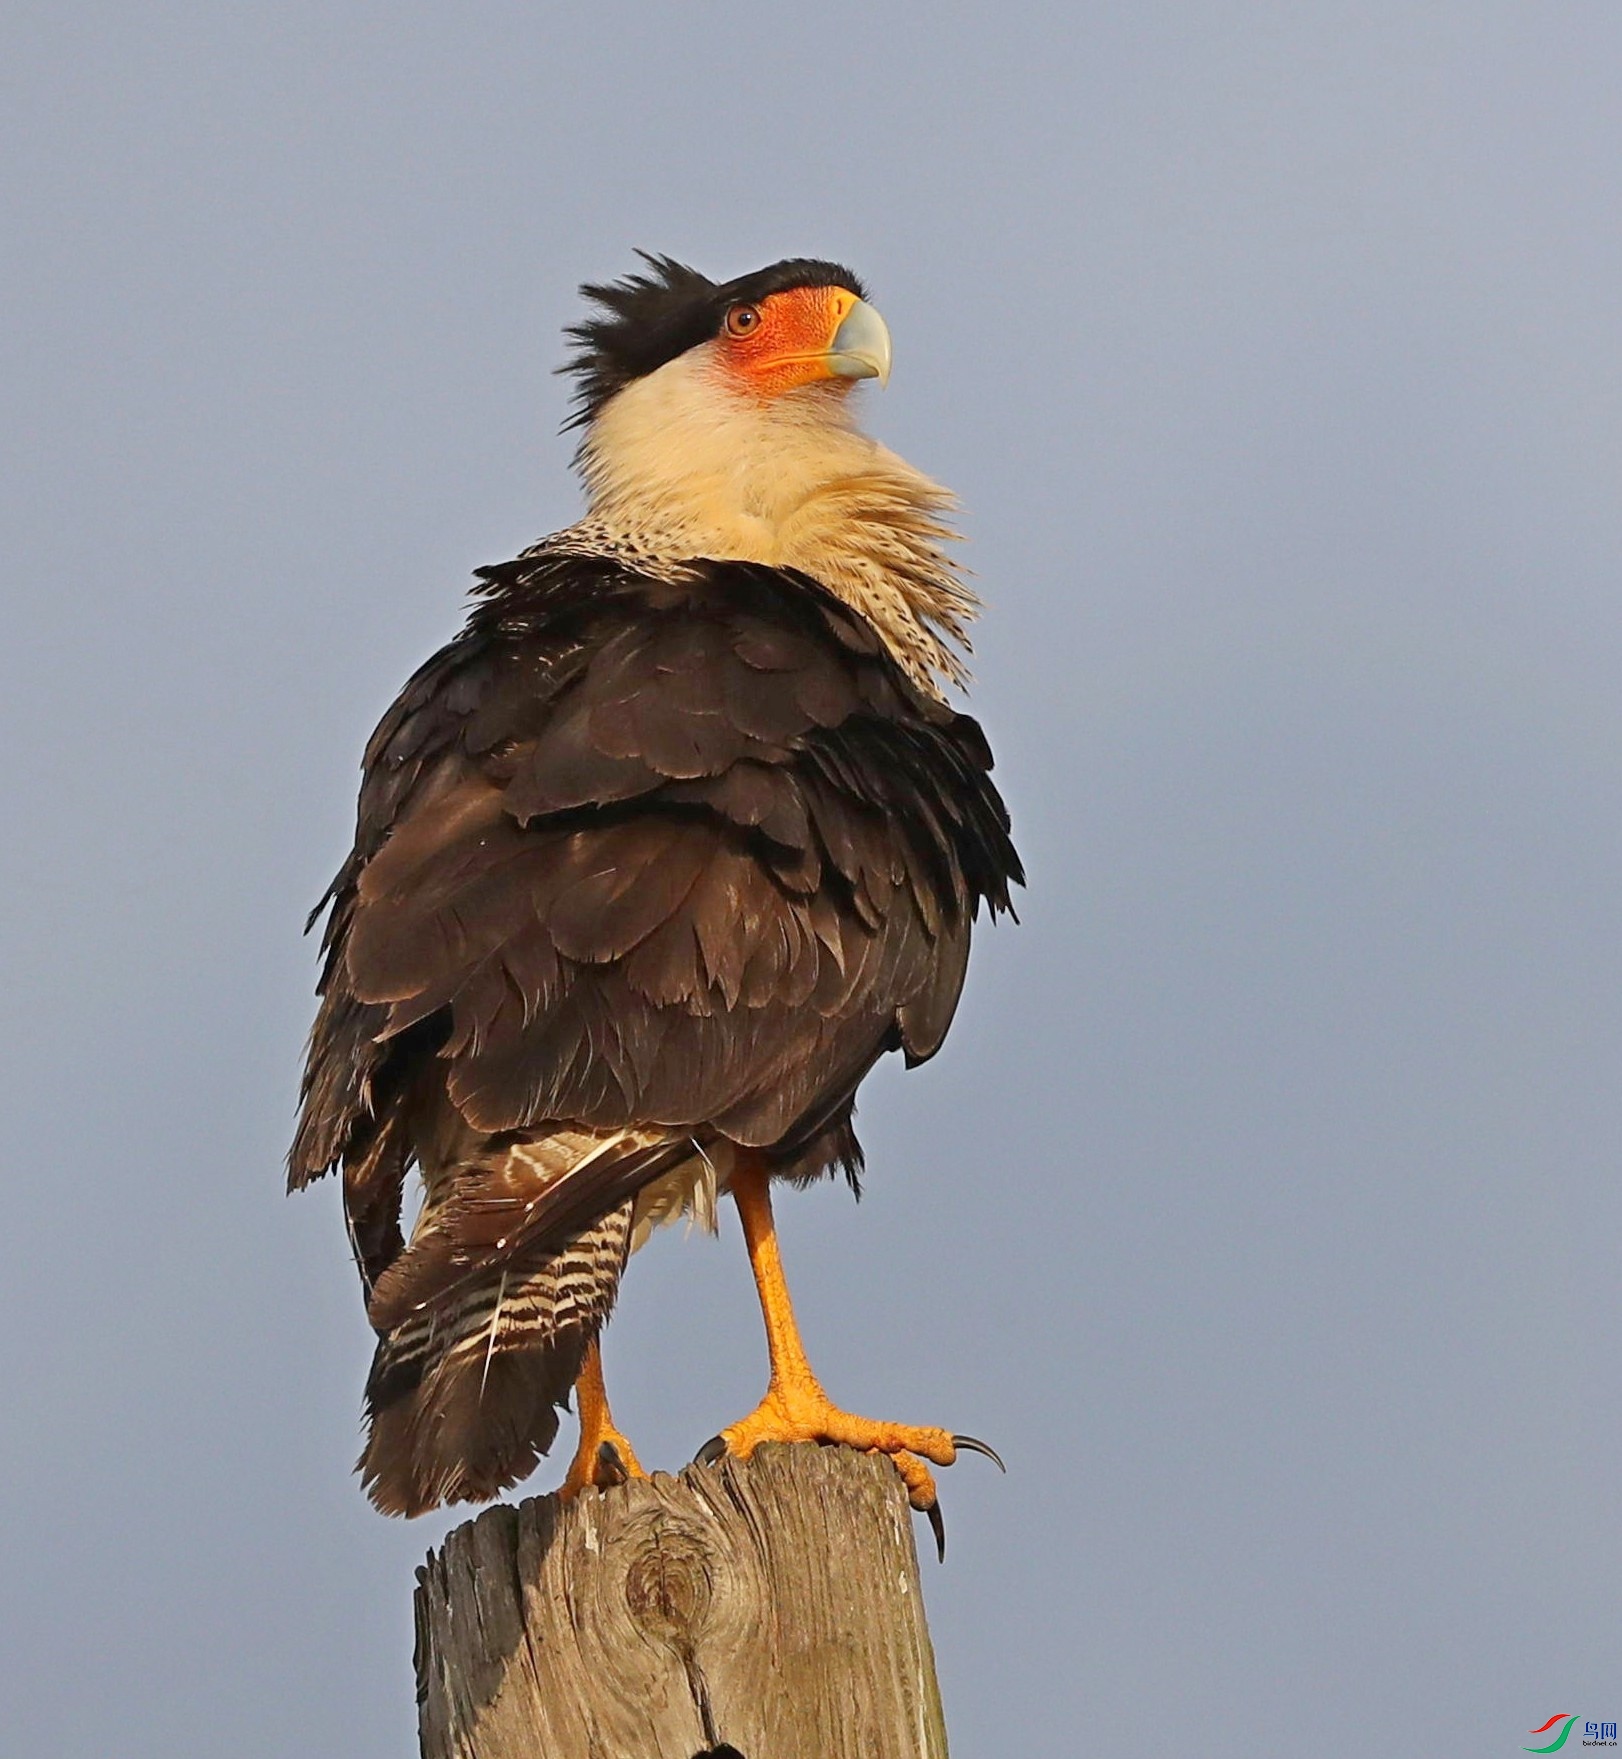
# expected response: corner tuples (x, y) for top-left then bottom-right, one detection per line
(414, 1444), (950, 1759)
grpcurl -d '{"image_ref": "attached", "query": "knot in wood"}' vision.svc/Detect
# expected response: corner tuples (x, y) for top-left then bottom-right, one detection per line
(623, 1526), (714, 1646)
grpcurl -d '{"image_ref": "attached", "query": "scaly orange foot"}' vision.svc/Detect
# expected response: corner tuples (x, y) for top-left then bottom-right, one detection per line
(698, 1369), (1005, 1558)
(716, 1374), (960, 1514)
(558, 1337), (647, 1501)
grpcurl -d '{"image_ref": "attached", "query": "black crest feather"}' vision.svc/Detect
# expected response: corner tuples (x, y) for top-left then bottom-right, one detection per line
(561, 252), (868, 428)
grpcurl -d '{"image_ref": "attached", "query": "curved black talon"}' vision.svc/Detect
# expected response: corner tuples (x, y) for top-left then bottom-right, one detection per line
(596, 1440), (630, 1488)
(925, 1501), (946, 1562)
(951, 1433), (1006, 1473)
(693, 1434), (728, 1468)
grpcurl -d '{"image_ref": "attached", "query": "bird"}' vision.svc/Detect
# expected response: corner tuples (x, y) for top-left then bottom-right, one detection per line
(288, 254), (1022, 1547)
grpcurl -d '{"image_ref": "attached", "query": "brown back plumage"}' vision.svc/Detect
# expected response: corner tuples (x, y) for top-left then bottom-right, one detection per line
(290, 545), (1021, 1512)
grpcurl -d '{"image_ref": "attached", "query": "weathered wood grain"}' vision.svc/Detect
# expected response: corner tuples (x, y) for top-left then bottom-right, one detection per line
(415, 1444), (950, 1759)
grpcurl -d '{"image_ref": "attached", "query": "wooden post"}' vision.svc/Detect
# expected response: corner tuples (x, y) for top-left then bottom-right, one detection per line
(414, 1443), (951, 1759)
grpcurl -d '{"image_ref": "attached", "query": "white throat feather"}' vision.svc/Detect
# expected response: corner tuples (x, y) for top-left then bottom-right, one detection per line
(562, 345), (977, 696)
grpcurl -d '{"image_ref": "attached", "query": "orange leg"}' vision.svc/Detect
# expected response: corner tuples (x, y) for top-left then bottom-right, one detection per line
(559, 1335), (646, 1500)
(712, 1159), (991, 1547)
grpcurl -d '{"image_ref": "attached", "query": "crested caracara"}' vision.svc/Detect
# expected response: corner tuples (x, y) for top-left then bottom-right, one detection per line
(289, 255), (1022, 1548)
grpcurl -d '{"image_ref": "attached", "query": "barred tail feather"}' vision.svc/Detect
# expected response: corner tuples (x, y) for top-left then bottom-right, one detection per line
(358, 1200), (633, 1516)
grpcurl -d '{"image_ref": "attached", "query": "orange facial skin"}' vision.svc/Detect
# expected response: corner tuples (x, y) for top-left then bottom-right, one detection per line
(714, 285), (863, 398)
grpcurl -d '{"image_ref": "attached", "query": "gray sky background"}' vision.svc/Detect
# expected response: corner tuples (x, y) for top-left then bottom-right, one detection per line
(3, 4), (1619, 1755)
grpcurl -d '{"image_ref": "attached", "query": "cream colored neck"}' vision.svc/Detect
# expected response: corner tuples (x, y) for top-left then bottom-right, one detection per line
(572, 349), (978, 695)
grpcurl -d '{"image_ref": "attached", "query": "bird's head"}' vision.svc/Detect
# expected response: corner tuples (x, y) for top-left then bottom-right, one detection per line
(561, 255), (907, 554)
(558, 254), (973, 694)
(563, 253), (889, 428)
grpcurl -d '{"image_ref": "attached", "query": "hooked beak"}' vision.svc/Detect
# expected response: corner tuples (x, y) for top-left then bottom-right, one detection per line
(824, 297), (892, 387)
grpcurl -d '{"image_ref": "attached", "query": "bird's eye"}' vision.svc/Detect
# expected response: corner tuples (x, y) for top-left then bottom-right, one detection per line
(725, 303), (762, 337)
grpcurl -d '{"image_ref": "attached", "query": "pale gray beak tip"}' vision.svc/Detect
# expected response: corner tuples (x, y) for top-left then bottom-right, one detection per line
(828, 298), (893, 387)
